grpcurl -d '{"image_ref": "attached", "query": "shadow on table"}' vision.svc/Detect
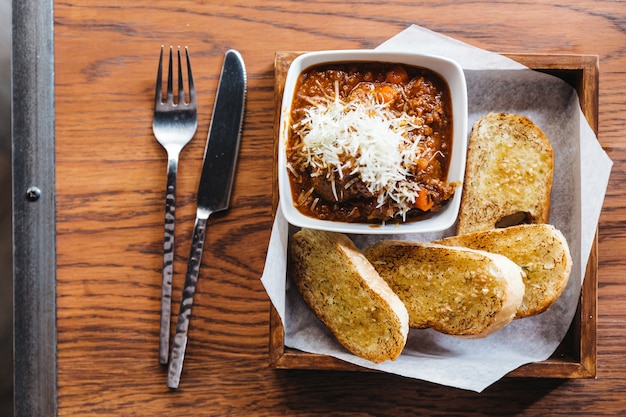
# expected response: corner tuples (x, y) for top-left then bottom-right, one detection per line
(272, 368), (568, 415)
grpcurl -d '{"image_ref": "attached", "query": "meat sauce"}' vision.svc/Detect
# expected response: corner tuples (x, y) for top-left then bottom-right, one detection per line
(286, 61), (455, 224)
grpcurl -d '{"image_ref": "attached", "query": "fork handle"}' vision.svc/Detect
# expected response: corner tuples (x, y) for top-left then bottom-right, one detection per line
(159, 154), (179, 365)
(167, 213), (209, 388)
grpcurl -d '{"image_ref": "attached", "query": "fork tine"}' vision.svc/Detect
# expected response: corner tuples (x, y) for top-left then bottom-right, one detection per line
(155, 45), (164, 108)
(166, 46), (174, 104)
(177, 47), (185, 105)
(185, 47), (196, 105)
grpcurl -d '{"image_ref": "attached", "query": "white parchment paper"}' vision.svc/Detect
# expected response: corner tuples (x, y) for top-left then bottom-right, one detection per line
(261, 25), (613, 392)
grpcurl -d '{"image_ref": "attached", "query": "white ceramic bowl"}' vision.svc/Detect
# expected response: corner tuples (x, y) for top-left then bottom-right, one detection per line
(278, 50), (468, 234)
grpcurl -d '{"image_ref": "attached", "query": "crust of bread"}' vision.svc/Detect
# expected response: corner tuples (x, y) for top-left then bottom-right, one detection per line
(436, 224), (572, 318)
(288, 228), (409, 363)
(363, 241), (525, 338)
(457, 113), (554, 235)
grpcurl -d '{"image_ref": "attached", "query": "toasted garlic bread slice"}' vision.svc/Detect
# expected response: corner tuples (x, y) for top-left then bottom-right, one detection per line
(364, 241), (524, 338)
(437, 224), (572, 318)
(289, 228), (409, 363)
(457, 113), (554, 235)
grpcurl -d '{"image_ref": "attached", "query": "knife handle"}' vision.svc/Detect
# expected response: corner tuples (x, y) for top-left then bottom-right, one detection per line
(167, 214), (208, 389)
(159, 155), (178, 365)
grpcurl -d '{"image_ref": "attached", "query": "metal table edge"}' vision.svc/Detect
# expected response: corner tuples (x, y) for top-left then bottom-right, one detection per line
(12, 0), (57, 416)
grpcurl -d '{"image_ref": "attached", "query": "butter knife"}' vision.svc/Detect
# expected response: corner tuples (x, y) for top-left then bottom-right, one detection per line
(167, 50), (246, 389)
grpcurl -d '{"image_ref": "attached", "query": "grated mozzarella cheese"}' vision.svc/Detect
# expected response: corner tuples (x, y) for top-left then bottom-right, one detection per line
(292, 93), (425, 218)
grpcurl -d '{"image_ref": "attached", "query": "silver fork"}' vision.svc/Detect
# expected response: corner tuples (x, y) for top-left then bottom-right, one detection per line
(153, 45), (198, 365)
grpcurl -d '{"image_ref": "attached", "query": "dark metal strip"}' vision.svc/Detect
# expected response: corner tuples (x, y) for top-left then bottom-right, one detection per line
(12, 0), (57, 415)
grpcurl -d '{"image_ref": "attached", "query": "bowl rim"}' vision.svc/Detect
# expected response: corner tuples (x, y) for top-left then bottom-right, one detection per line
(278, 49), (468, 235)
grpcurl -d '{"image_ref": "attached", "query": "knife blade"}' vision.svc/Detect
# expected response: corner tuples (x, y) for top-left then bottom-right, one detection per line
(167, 49), (246, 389)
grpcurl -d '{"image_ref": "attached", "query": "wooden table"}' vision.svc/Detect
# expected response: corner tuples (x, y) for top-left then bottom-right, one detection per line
(12, 1), (626, 416)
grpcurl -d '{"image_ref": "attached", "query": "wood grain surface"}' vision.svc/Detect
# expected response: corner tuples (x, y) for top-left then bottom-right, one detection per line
(52, 1), (626, 415)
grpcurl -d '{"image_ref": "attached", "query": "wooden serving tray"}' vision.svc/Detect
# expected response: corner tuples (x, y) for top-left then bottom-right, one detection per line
(269, 51), (598, 379)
